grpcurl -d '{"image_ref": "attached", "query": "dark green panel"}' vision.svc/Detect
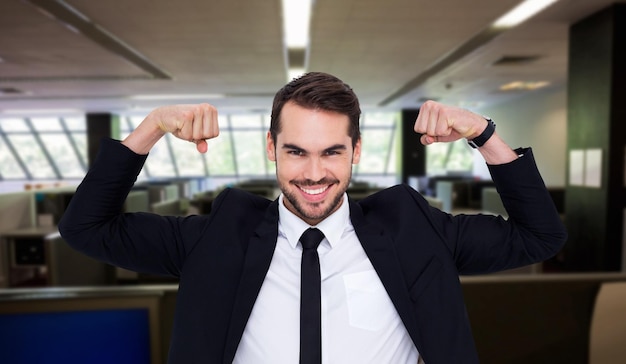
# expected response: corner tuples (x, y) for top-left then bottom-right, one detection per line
(564, 4), (626, 271)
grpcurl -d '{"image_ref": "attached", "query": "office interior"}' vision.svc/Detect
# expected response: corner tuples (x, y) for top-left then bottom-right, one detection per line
(1, 0), (626, 363)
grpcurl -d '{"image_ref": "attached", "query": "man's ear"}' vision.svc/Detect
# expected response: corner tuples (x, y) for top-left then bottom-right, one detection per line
(352, 138), (362, 164)
(266, 131), (276, 161)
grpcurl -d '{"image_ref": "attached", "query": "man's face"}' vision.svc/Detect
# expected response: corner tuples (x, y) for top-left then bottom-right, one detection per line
(267, 101), (361, 226)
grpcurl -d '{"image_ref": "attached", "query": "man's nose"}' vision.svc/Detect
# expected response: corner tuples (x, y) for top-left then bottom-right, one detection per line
(303, 157), (325, 182)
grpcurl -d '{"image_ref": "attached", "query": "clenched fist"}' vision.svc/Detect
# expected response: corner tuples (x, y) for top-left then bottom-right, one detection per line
(414, 100), (487, 146)
(123, 103), (220, 155)
(155, 104), (220, 153)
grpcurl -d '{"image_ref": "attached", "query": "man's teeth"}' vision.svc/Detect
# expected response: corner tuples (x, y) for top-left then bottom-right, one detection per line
(301, 186), (329, 195)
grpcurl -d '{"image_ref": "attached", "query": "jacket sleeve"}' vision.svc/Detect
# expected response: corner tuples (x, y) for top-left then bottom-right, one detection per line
(429, 148), (567, 274)
(57, 138), (217, 277)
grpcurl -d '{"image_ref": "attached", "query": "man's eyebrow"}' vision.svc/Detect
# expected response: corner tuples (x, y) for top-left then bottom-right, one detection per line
(281, 143), (347, 153)
(323, 144), (347, 152)
(282, 143), (305, 151)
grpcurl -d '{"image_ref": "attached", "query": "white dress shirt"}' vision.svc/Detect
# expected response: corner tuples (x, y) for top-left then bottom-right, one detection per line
(232, 193), (419, 363)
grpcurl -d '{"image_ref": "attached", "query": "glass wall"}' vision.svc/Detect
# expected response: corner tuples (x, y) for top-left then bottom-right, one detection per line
(426, 139), (474, 176)
(1, 111), (478, 193)
(1, 111), (405, 190)
(0, 117), (86, 181)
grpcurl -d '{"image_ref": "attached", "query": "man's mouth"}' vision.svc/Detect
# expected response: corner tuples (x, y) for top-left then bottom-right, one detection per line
(299, 185), (330, 195)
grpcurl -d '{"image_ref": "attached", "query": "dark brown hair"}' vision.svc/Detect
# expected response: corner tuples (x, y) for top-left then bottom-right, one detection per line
(269, 72), (361, 147)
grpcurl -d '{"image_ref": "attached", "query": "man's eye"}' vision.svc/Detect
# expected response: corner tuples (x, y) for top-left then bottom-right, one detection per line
(325, 150), (340, 156)
(288, 150), (304, 156)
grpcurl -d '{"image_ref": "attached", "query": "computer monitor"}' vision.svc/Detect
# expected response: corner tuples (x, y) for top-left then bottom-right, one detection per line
(0, 291), (162, 364)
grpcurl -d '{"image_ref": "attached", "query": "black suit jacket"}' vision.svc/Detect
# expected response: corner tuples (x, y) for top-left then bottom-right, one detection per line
(59, 139), (567, 364)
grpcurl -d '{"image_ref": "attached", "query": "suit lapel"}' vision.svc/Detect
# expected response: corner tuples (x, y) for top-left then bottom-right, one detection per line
(349, 199), (422, 347)
(223, 199), (280, 364)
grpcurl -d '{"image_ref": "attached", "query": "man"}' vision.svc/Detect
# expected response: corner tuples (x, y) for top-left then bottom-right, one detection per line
(59, 72), (567, 363)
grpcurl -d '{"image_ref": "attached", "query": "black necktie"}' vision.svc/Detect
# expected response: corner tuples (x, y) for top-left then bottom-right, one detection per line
(299, 227), (325, 364)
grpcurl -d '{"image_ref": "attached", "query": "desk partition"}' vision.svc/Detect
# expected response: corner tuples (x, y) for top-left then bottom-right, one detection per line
(0, 286), (169, 364)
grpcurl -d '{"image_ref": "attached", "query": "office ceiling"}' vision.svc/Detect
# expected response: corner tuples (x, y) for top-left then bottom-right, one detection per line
(0, 0), (621, 115)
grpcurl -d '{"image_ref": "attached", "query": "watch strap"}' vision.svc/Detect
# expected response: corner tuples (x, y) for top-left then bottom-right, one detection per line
(467, 117), (496, 148)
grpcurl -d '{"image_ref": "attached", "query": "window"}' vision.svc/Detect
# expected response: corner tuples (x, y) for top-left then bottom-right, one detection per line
(426, 139), (474, 176)
(0, 135), (26, 179)
(0, 111), (403, 190)
(357, 113), (397, 174)
(0, 117), (87, 181)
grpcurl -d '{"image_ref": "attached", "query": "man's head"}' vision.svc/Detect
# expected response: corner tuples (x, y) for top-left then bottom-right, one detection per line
(266, 72), (362, 225)
(269, 72), (361, 148)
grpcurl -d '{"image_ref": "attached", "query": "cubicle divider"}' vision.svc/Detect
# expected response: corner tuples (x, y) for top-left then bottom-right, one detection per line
(481, 187), (508, 217)
(0, 191), (36, 232)
(125, 190), (150, 213)
(1, 178), (269, 287)
(0, 192), (36, 288)
(588, 281), (626, 364)
(3, 273), (625, 364)
(0, 188), (116, 288)
(150, 199), (187, 217)
(431, 178), (495, 212)
(0, 188), (77, 287)
(462, 273), (626, 364)
(0, 286), (167, 364)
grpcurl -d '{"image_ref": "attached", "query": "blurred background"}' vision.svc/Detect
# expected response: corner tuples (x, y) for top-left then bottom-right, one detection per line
(2, 1), (626, 363)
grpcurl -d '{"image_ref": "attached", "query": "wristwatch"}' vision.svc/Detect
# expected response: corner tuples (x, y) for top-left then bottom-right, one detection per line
(467, 117), (496, 148)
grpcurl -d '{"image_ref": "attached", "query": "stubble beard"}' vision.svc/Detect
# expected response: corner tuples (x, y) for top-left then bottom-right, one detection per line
(279, 174), (350, 224)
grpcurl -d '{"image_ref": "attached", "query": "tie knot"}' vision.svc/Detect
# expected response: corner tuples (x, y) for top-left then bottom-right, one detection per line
(300, 228), (325, 250)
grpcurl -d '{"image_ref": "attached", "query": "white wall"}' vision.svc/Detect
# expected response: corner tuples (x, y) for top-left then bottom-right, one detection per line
(476, 87), (567, 187)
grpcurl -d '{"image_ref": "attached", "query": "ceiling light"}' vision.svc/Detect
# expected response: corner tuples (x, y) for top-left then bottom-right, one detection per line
(282, 0), (313, 81)
(493, 0), (559, 28)
(131, 94), (225, 100)
(282, 0), (313, 48)
(1, 108), (83, 115)
(499, 81), (550, 91)
(288, 68), (306, 82)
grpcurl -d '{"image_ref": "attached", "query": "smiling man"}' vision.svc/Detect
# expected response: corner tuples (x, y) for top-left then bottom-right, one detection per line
(268, 101), (360, 226)
(59, 72), (567, 364)
(266, 73), (362, 227)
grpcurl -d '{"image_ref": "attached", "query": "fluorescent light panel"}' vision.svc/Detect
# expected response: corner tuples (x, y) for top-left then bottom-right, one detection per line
(2, 108), (83, 115)
(131, 94), (224, 100)
(493, 0), (559, 28)
(288, 68), (306, 82)
(282, 0), (313, 48)
(282, 0), (313, 81)
(499, 81), (550, 91)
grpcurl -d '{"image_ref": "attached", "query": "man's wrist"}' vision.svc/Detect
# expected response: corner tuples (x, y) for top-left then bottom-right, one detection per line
(122, 117), (166, 155)
(467, 117), (496, 148)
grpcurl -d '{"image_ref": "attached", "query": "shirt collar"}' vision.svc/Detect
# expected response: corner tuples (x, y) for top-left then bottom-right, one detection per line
(278, 193), (351, 250)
